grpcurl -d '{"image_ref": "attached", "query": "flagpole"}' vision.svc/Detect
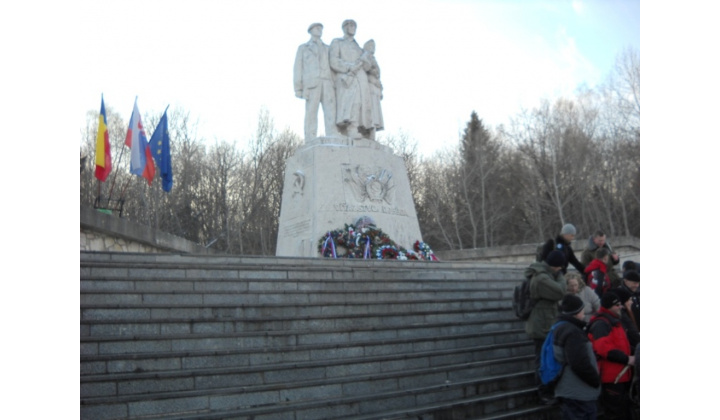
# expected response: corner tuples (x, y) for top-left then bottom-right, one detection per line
(119, 176), (132, 202)
(95, 178), (102, 208)
(154, 106), (165, 225)
(107, 140), (127, 200)
(108, 96), (134, 201)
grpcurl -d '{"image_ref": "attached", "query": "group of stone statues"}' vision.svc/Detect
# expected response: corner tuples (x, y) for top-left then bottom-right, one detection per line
(294, 20), (384, 141)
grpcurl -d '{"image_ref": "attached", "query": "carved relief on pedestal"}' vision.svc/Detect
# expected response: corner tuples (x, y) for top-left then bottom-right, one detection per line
(292, 170), (305, 198)
(342, 165), (394, 204)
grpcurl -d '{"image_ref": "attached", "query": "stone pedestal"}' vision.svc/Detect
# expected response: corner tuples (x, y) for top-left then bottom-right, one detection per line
(276, 137), (423, 257)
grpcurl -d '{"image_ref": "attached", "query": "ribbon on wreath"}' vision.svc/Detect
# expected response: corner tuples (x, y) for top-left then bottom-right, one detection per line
(363, 236), (371, 259)
(321, 232), (337, 258)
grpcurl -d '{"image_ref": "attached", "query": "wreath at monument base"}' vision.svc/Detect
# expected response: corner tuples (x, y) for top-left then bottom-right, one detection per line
(318, 217), (438, 261)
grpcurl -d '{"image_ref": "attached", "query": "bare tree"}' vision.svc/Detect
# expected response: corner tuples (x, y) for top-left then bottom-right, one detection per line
(377, 130), (422, 208)
(503, 94), (602, 241)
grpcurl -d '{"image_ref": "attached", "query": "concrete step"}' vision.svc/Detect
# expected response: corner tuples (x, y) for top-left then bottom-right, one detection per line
(79, 261), (516, 281)
(81, 275), (515, 288)
(80, 312), (523, 347)
(80, 299), (512, 323)
(80, 291), (513, 307)
(80, 270), (515, 288)
(80, 298), (512, 322)
(81, 321), (528, 357)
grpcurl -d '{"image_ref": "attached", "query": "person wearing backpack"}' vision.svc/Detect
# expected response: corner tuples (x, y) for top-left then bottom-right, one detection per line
(584, 248), (612, 300)
(581, 230), (621, 287)
(551, 294), (601, 419)
(588, 292), (636, 420)
(525, 250), (568, 403)
(538, 223), (586, 275)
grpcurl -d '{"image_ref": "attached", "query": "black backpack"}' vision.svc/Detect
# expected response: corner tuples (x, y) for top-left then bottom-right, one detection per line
(513, 275), (537, 320)
(535, 239), (555, 262)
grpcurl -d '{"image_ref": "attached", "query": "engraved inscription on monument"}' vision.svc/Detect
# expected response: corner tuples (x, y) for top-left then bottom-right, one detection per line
(332, 202), (409, 217)
(282, 219), (311, 237)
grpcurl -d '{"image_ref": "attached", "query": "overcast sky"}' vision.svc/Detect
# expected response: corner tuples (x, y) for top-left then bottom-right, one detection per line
(63, 0), (639, 156)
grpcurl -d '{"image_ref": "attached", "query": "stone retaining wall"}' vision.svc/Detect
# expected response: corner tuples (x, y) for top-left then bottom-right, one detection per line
(81, 228), (164, 253)
(80, 206), (211, 254)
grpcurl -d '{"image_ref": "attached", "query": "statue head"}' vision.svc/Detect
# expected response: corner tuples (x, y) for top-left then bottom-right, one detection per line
(363, 39), (375, 53)
(307, 23), (323, 35)
(342, 19), (357, 35)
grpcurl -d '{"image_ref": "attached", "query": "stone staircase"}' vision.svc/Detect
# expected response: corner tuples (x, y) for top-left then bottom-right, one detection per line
(80, 251), (559, 419)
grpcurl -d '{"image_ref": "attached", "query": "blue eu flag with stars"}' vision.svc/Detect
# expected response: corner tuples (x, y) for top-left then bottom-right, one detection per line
(149, 107), (173, 192)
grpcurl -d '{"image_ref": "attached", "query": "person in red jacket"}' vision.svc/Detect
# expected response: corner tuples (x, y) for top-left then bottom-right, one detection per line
(589, 292), (636, 420)
(584, 248), (612, 299)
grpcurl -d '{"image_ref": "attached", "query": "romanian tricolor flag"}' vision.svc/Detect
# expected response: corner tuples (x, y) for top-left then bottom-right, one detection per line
(125, 98), (155, 185)
(94, 96), (112, 182)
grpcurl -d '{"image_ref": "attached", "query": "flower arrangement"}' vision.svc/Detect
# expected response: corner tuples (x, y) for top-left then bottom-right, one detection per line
(376, 245), (399, 260)
(414, 240), (439, 261)
(317, 220), (438, 261)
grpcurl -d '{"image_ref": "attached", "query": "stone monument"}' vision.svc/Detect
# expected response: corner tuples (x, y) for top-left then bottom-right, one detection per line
(277, 20), (423, 258)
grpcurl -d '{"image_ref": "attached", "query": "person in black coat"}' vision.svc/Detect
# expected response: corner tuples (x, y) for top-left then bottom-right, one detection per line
(553, 294), (601, 419)
(618, 270), (640, 331)
(622, 260), (640, 276)
(539, 224), (586, 274)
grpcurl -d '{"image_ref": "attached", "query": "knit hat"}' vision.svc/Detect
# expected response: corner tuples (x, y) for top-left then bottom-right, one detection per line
(612, 287), (632, 304)
(601, 292), (621, 309)
(545, 250), (567, 267)
(560, 294), (585, 315)
(622, 260), (637, 271)
(560, 224), (576, 236)
(623, 270), (640, 283)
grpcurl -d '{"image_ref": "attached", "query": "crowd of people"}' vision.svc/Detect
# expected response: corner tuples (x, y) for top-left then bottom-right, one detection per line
(528, 224), (640, 420)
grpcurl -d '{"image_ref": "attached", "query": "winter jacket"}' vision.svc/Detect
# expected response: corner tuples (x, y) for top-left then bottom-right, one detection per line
(524, 262), (566, 340)
(588, 308), (633, 384)
(620, 308), (640, 354)
(584, 258), (611, 299)
(540, 235), (585, 274)
(553, 314), (601, 401)
(576, 285), (601, 322)
(619, 283), (640, 331)
(581, 236), (621, 286)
